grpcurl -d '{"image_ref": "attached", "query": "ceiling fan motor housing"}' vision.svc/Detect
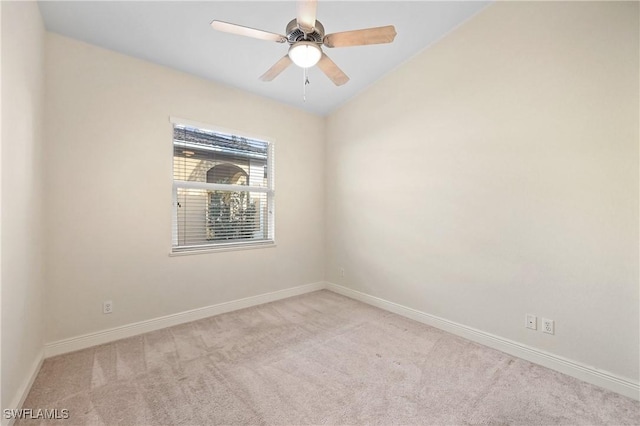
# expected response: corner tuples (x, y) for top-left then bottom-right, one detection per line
(286, 19), (325, 44)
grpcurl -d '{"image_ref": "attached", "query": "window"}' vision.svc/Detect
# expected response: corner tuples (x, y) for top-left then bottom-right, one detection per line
(171, 119), (274, 252)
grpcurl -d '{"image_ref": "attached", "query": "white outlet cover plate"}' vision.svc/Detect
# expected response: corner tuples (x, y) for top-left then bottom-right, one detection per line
(542, 318), (554, 334)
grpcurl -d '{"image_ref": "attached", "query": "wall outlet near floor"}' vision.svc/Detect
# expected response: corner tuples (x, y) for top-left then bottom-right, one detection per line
(525, 314), (537, 330)
(103, 300), (113, 314)
(542, 318), (554, 334)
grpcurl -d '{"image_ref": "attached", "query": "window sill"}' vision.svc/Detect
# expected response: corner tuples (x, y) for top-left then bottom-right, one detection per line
(169, 241), (276, 256)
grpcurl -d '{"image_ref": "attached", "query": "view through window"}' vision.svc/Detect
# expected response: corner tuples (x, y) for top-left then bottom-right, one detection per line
(172, 122), (274, 252)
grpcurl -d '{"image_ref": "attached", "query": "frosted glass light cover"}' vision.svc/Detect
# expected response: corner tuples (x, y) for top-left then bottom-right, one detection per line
(289, 42), (322, 68)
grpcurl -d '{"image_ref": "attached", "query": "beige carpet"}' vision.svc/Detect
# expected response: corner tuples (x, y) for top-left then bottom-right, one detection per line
(18, 290), (640, 425)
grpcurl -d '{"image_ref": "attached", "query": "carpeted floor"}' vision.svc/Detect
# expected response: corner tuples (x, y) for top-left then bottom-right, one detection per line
(18, 290), (640, 425)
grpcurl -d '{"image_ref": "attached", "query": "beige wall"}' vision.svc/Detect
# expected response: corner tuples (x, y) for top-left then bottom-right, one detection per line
(325, 1), (639, 381)
(1, 0), (46, 411)
(44, 33), (325, 342)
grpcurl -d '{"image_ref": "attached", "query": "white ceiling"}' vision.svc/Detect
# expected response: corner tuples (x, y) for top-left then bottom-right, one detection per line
(38, 1), (490, 115)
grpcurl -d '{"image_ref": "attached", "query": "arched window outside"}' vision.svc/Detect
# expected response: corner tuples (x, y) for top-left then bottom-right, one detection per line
(206, 163), (247, 186)
(206, 164), (256, 241)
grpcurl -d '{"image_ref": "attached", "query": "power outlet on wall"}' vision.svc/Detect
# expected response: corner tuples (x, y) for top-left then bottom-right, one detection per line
(103, 300), (113, 314)
(525, 314), (537, 330)
(542, 318), (554, 334)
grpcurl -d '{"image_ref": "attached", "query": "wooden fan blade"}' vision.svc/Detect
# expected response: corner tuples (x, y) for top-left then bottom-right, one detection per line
(323, 25), (397, 48)
(211, 20), (287, 43)
(316, 53), (349, 86)
(259, 55), (293, 82)
(296, 0), (318, 33)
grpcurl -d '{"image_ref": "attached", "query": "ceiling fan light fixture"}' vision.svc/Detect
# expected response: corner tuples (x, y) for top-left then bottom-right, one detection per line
(288, 41), (321, 68)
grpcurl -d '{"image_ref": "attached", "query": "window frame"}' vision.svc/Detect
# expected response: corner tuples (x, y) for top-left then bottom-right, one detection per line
(169, 117), (275, 255)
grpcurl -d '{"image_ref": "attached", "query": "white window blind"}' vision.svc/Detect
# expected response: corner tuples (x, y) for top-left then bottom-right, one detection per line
(172, 122), (274, 252)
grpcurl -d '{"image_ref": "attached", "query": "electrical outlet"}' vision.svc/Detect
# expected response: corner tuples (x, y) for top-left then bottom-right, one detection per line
(340, 268), (345, 278)
(103, 300), (113, 314)
(542, 318), (554, 334)
(525, 314), (537, 330)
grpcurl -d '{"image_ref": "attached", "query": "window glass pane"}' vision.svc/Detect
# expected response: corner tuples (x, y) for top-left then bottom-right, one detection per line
(173, 126), (269, 188)
(174, 189), (270, 248)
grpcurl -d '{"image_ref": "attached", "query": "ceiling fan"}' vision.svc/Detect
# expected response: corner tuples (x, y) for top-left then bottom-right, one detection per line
(211, 0), (397, 86)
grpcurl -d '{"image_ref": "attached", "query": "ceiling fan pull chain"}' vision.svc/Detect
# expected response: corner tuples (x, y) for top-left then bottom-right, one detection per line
(302, 67), (310, 102)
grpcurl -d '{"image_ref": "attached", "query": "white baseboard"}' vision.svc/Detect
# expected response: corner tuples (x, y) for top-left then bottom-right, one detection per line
(3, 351), (44, 426)
(44, 281), (325, 358)
(40, 280), (639, 401)
(325, 282), (640, 401)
